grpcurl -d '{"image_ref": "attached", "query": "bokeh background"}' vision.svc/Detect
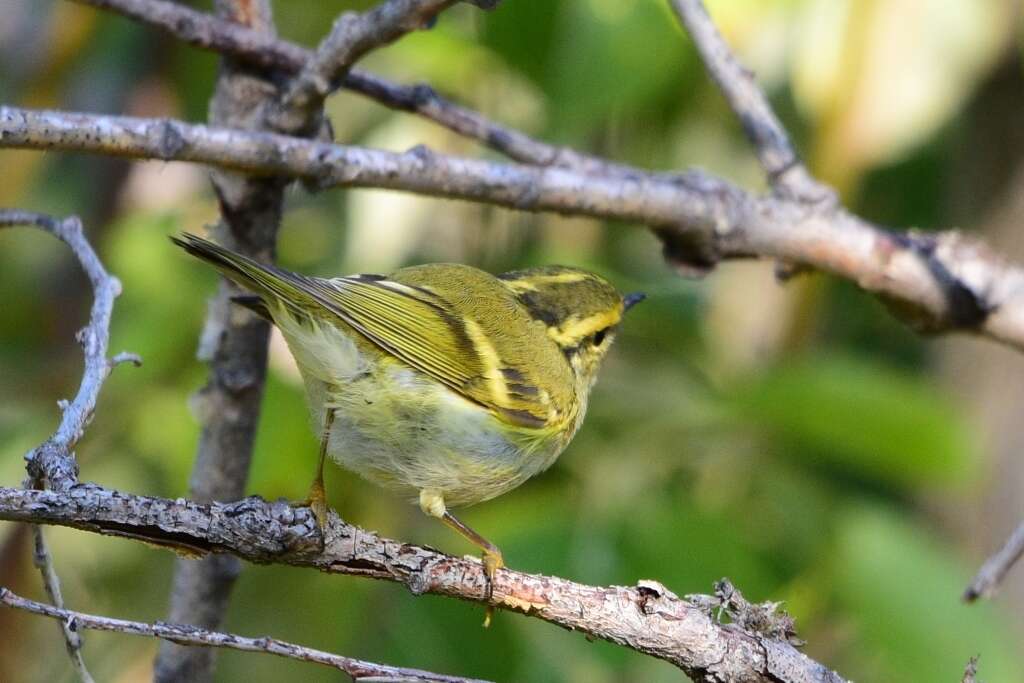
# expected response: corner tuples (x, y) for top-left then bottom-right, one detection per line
(3, 0), (1024, 680)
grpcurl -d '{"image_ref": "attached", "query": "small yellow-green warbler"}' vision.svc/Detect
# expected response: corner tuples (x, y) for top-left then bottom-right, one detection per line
(174, 233), (642, 610)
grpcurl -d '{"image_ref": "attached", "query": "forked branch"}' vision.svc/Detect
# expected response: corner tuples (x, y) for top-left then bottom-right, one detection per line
(2, 0), (1016, 678)
(669, 0), (1024, 612)
(0, 210), (140, 490)
(0, 209), (141, 683)
(668, 0), (832, 201)
(71, 0), (626, 175)
(0, 484), (847, 683)
(3, 106), (1024, 356)
(279, 0), (466, 131)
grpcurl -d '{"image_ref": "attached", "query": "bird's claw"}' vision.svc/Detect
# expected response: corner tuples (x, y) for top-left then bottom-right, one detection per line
(481, 548), (504, 627)
(294, 479), (330, 535)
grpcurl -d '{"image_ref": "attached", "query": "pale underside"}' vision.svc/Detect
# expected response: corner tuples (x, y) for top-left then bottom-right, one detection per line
(275, 303), (578, 508)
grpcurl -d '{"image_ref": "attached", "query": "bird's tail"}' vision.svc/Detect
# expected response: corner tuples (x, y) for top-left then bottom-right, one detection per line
(171, 232), (315, 318)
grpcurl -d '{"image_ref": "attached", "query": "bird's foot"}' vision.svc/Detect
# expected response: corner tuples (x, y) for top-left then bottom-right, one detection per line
(293, 478), (330, 534)
(481, 547), (504, 628)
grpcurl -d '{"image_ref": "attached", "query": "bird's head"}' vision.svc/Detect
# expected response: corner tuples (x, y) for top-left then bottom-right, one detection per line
(499, 266), (644, 388)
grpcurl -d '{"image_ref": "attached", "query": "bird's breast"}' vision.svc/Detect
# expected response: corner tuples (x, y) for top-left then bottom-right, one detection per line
(320, 359), (567, 507)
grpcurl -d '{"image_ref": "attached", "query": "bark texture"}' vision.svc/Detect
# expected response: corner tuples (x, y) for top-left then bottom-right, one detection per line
(0, 484), (847, 683)
(153, 1), (284, 679)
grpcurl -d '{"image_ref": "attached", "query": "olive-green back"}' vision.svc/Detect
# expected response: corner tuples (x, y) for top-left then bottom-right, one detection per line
(173, 234), (585, 430)
(387, 264), (575, 428)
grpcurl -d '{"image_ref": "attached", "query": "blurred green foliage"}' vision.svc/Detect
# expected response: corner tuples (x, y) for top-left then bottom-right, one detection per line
(2, 1), (1022, 681)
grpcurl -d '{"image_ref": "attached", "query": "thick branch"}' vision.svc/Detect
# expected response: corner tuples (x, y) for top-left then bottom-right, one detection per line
(154, 2), (287, 680)
(0, 588), (489, 683)
(0, 484), (846, 683)
(0, 107), (689, 224)
(4, 105), (1024, 353)
(668, 0), (831, 201)
(71, 0), (626, 175)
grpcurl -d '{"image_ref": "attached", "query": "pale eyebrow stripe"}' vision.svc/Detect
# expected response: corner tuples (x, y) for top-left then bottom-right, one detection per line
(502, 272), (588, 291)
(547, 309), (620, 346)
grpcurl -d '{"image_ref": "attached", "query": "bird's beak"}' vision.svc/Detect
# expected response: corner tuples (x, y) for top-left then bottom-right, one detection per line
(623, 292), (646, 312)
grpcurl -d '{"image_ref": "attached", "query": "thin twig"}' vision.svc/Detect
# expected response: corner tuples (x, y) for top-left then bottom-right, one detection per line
(1, 209), (138, 683)
(70, 0), (629, 175)
(4, 106), (1024, 355)
(0, 587), (491, 683)
(0, 485), (848, 683)
(0, 210), (140, 489)
(31, 530), (94, 683)
(963, 519), (1024, 601)
(277, 0), (463, 133)
(668, 0), (833, 202)
(341, 71), (640, 175)
(961, 655), (981, 683)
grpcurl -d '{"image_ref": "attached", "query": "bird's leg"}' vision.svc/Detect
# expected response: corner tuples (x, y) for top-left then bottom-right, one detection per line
(442, 512), (505, 594)
(419, 489), (504, 627)
(305, 407), (336, 532)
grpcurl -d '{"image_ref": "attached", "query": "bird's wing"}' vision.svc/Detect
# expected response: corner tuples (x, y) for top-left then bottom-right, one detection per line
(170, 233), (551, 428)
(301, 274), (552, 430)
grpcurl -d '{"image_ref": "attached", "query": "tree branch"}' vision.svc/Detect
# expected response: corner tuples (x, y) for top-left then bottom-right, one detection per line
(70, 0), (628, 175)
(153, 2), (286, 679)
(961, 655), (980, 683)
(4, 105), (1024, 354)
(0, 484), (847, 683)
(0, 587), (490, 683)
(277, 0), (465, 133)
(30, 530), (94, 683)
(667, 0), (1024, 605)
(668, 0), (832, 202)
(0, 210), (140, 489)
(0, 209), (139, 683)
(964, 518), (1024, 602)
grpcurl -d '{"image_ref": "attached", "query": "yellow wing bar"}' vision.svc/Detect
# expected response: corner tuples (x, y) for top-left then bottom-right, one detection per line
(308, 276), (551, 430)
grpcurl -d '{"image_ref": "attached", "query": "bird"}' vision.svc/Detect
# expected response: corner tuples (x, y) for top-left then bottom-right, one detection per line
(173, 232), (643, 614)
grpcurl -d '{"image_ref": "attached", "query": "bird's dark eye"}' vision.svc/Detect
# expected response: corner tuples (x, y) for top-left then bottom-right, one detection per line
(592, 329), (607, 346)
